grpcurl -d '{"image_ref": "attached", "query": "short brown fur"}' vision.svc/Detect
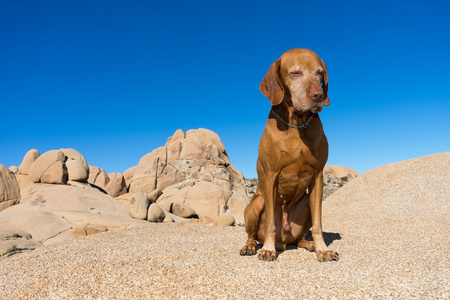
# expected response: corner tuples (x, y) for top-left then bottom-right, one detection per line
(240, 49), (339, 262)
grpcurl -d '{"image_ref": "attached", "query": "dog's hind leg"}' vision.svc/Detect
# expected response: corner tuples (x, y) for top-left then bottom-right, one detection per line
(292, 194), (315, 252)
(240, 194), (264, 256)
(296, 219), (315, 252)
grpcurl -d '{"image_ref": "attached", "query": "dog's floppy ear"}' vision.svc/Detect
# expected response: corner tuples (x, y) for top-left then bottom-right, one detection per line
(321, 59), (330, 106)
(259, 59), (284, 105)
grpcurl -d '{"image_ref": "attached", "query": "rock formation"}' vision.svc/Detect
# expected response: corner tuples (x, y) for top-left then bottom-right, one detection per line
(0, 182), (150, 256)
(62, 148), (89, 182)
(28, 150), (68, 184)
(18, 149), (40, 175)
(88, 166), (127, 197)
(14, 148), (94, 188)
(124, 129), (250, 224)
(323, 165), (358, 179)
(0, 130), (254, 257)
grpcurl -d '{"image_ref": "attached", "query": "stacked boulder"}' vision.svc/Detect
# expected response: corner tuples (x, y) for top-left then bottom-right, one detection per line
(28, 148), (88, 184)
(10, 148), (126, 198)
(122, 128), (250, 224)
(88, 166), (127, 197)
(11, 148), (89, 187)
(128, 191), (165, 222)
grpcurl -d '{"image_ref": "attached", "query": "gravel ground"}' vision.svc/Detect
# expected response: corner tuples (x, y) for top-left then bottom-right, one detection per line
(1, 152), (449, 299)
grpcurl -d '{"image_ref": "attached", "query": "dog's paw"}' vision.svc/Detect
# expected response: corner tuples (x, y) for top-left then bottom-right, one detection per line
(297, 239), (315, 252)
(316, 250), (339, 262)
(257, 250), (277, 261)
(240, 245), (256, 256)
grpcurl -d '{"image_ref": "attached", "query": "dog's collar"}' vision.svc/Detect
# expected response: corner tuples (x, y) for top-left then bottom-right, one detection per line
(270, 107), (315, 129)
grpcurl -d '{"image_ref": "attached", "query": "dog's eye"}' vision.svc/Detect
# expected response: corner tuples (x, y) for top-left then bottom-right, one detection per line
(290, 71), (302, 76)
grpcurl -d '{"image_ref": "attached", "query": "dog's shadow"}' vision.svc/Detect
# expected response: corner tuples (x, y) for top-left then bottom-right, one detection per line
(285, 231), (341, 252)
(307, 231), (342, 246)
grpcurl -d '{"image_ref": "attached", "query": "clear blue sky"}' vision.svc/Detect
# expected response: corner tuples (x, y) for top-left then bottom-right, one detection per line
(1, 0), (449, 178)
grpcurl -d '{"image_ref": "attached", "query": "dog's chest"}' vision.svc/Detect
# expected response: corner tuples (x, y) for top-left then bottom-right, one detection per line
(277, 153), (315, 200)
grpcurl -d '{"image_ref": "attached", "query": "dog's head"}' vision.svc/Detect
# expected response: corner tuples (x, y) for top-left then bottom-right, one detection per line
(260, 48), (329, 113)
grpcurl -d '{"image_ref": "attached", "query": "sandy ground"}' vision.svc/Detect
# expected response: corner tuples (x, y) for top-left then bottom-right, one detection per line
(1, 152), (449, 299)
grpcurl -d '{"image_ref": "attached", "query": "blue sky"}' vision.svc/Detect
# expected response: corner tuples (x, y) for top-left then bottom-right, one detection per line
(1, 0), (449, 178)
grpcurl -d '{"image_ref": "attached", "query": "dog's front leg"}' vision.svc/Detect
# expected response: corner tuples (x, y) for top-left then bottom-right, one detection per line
(309, 171), (339, 262)
(258, 176), (278, 261)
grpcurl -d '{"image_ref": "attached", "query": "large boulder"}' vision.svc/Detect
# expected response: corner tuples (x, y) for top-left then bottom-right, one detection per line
(324, 165), (358, 179)
(128, 192), (150, 220)
(28, 150), (68, 184)
(18, 149), (40, 175)
(0, 164), (21, 212)
(104, 172), (127, 197)
(171, 202), (197, 218)
(147, 203), (165, 222)
(213, 214), (235, 226)
(147, 188), (162, 203)
(184, 181), (228, 218)
(128, 149), (161, 195)
(88, 165), (102, 186)
(13, 149), (40, 190)
(123, 166), (136, 190)
(61, 148), (89, 170)
(61, 148), (89, 182)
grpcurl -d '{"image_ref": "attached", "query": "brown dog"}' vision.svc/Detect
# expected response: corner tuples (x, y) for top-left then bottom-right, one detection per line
(240, 49), (339, 262)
